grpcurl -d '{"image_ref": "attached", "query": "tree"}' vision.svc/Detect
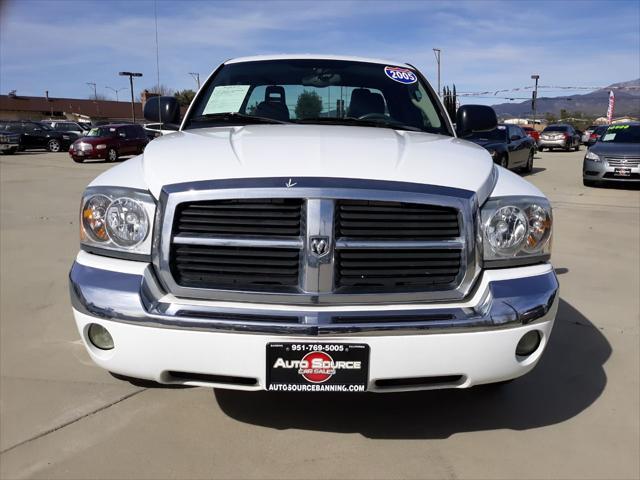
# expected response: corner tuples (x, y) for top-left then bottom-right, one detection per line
(146, 84), (174, 96)
(544, 112), (557, 124)
(442, 84), (457, 120)
(295, 90), (323, 119)
(174, 89), (196, 107)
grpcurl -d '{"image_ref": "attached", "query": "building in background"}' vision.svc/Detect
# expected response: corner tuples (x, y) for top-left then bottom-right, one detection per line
(0, 94), (143, 123)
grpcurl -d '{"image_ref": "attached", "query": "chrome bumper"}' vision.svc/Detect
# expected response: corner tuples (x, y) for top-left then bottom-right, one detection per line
(69, 261), (559, 336)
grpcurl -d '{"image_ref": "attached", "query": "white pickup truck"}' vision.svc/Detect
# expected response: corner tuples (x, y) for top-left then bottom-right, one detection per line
(70, 55), (558, 393)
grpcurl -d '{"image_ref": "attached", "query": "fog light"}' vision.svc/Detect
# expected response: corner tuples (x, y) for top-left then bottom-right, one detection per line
(516, 330), (541, 357)
(88, 323), (114, 350)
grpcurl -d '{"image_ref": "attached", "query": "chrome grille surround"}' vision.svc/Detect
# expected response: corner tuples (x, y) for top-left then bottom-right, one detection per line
(153, 177), (482, 305)
(605, 156), (640, 168)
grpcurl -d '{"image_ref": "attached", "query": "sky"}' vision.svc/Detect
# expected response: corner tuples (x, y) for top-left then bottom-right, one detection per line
(1, 0), (639, 106)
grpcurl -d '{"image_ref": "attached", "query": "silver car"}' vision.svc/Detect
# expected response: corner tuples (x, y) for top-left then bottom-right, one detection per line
(583, 123), (640, 186)
(539, 124), (581, 152)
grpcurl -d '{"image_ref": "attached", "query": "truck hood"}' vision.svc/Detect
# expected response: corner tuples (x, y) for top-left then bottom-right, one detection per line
(141, 124), (496, 201)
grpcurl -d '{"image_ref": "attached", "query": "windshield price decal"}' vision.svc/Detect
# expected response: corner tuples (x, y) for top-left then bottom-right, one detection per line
(384, 66), (417, 84)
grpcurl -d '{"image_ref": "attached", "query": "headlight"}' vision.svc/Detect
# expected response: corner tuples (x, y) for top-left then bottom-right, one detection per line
(96, 144), (107, 150)
(585, 151), (601, 162)
(481, 196), (552, 267)
(80, 187), (155, 258)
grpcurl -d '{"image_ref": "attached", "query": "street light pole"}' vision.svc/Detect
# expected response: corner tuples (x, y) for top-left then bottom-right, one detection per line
(119, 71), (143, 122)
(433, 48), (441, 98)
(188, 72), (201, 90)
(531, 74), (540, 128)
(105, 86), (126, 102)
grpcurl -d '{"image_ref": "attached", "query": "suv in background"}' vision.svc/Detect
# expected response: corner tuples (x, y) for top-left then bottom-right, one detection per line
(0, 130), (21, 155)
(42, 121), (89, 137)
(0, 121), (77, 152)
(69, 124), (148, 163)
(538, 124), (581, 152)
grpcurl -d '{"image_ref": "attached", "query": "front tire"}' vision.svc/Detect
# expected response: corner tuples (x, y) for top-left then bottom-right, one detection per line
(106, 148), (118, 162)
(47, 139), (61, 152)
(500, 155), (508, 169)
(0, 147), (16, 155)
(574, 143), (580, 151)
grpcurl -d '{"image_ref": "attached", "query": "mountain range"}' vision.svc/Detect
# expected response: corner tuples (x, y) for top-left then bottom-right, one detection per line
(491, 79), (640, 118)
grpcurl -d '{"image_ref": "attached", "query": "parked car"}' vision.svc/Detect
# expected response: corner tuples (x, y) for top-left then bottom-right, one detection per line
(582, 125), (598, 144)
(70, 55), (557, 393)
(522, 126), (540, 145)
(68, 124), (148, 163)
(583, 122), (640, 186)
(586, 125), (608, 147)
(0, 130), (21, 155)
(0, 120), (76, 152)
(42, 120), (89, 137)
(538, 124), (581, 151)
(463, 123), (536, 172)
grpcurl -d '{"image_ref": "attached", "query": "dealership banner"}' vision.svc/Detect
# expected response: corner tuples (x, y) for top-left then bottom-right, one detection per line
(607, 90), (615, 124)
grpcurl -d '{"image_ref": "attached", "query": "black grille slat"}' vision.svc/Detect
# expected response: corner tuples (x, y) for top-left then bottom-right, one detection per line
(171, 245), (300, 290)
(174, 199), (303, 237)
(336, 200), (460, 240)
(335, 249), (462, 290)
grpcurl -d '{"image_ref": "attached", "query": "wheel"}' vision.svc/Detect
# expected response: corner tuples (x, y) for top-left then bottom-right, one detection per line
(583, 178), (597, 187)
(574, 142), (580, 151)
(106, 148), (118, 162)
(523, 150), (534, 173)
(564, 141), (572, 152)
(47, 139), (61, 152)
(0, 147), (16, 155)
(500, 155), (508, 169)
(538, 146), (544, 152)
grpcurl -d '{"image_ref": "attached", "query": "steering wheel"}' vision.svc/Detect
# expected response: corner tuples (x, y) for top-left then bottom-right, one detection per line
(357, 113), (391, 121)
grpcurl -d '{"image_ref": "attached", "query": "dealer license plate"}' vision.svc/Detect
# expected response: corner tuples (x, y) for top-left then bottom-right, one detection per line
(266, 343), (369, 392)
(614, 168), (631, 177)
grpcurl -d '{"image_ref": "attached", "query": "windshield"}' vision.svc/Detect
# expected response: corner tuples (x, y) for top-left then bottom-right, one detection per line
(184, 59), (449, 134)
(464, 126), (507, 142)
(600, 125), (640, 143)
(543, 126), (569, 132)
(87, 127), (116, 137)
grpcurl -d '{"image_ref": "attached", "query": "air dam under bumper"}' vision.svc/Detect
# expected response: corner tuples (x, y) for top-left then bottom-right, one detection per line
(70, 253), (559, 392)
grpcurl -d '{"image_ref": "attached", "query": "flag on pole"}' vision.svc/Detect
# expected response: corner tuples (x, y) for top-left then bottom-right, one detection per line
(606, 90), (615, 124)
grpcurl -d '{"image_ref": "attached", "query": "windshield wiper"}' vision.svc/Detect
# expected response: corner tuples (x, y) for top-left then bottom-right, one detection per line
(293, 117), (424, 132)
(187, 112), (288, 127)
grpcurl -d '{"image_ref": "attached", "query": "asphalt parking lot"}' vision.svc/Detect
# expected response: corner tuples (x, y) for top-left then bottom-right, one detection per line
(1, 148), (638, 479)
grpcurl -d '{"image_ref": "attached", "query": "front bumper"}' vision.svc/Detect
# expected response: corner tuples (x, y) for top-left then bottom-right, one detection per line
(583, 158), (640, 182)
(70, 252), (559, 392)
(0, 143), (19, 150)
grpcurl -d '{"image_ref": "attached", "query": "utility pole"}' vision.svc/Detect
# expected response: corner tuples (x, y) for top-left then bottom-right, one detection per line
(531, 74), (540, 129)
(119, 71), (143, 122)
(188, 72), (201, 90)
(433, 48), (441, 98)
(105, 86), (126, 102)
(86, 82), (97, 100)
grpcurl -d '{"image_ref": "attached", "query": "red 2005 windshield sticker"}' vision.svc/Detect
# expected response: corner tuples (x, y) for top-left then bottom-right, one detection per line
(384, 66), (417, 84)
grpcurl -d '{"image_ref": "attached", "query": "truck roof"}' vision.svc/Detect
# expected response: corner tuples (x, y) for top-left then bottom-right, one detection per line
(224, 54), (412, 68)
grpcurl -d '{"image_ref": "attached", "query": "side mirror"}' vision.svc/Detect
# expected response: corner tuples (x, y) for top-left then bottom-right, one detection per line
(456, 105), (497, 137)
(144, 96), (181, 127)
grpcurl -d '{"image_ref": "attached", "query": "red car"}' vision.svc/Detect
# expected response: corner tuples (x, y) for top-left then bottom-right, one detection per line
(69, 124), (148, 163)
(522, 126), (540, 143)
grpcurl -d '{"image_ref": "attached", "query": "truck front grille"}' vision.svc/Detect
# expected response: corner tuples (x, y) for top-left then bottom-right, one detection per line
(160, 182), (474, 304)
